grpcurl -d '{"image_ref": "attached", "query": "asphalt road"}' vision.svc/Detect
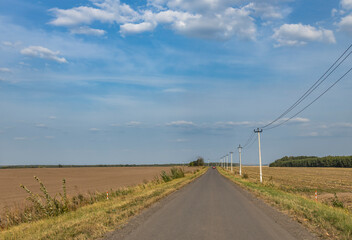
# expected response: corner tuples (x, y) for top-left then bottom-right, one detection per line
(107, 169), (316, 240)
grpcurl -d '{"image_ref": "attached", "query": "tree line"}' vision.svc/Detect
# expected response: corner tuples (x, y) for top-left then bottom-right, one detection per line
(269, 155), (352, 168)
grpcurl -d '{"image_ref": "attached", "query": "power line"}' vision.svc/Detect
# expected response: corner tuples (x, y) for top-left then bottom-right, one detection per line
(242, 132), (255, 148)
(244, 135), (257, 149)
(261, 44), (352, 129)
(265, 66), (352, 130)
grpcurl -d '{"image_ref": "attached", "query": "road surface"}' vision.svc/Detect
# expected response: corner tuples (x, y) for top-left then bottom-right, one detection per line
(106, 169), (316, 240)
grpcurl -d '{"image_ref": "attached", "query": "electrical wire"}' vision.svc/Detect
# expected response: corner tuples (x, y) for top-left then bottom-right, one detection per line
(261, 44), (352, 129)
(244, 134), (258, 149)
(265, 66), (352, 130)
(242, 132), (255, 148)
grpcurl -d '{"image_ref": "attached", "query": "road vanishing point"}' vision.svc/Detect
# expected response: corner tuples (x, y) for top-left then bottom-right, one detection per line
(106, 169), (317, 240)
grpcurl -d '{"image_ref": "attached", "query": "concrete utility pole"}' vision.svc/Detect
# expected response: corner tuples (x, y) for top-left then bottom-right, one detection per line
(238, 144), (242, 176)
(254, 128), (263, 183)
(230, 152), (233, 172)
(226, 154), (229, 170)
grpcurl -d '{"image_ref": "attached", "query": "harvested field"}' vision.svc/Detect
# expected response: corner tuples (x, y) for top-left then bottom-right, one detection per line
(0, 166), (198, 213)
(233, 166), (352, 211)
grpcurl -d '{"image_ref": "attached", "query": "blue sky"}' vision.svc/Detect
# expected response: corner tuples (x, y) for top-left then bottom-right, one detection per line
(0, 0), (352, 165)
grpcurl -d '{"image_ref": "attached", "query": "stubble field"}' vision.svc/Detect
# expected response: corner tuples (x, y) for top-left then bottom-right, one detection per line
(234, 166), (352, 211)
(0, 166), (198, 213)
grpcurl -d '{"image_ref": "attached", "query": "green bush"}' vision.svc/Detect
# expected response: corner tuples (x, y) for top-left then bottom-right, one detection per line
(160, 171), (172, 182)
(170, 167), (185, 179)
(332, 193), (344, 208)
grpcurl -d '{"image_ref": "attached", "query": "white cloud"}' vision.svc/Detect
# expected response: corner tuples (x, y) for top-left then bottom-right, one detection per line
(21, 46), (68, 63)
(49, 0), (139, 26)
(341, 0), (352, 10)
(70, 26), (106, 36)
(167, 7), (256, 40)
(215, 121), (252, 127)
(272, 23), (336, 47)
(306, 131), (319, 137)
(120, 22), (156, 35)
(245, 3), (289, 20)
(2, 41), (21, 48)
(48, 116), (57, 119)
(35, 123), (47, 128)
(126, 121), (142, 126)
(338, 14), (352, 33)
(14, 137), (27, 141)
(284, 117), (310, 123)
(0, 68), (11, 73)
(49, 0), (258, 40)
(166, 120), (196, 127)
(89, 128), (101, 131)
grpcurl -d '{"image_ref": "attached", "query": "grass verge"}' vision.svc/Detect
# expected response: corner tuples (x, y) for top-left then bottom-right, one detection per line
(0, 167), (207, 240)
(217, 167), (352, 240)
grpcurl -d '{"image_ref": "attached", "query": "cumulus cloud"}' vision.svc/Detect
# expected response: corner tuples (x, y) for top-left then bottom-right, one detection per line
(338, 14), (352, 33)
(272, 23), (336, 47)
(120, 22), (156, 35)
(341, 0), (352, 10)
(49, 0), (263, 40)
(49, 0), (139, 26)
(20, 46), (68, 63)
(0, 67), (11, 73)
(166, 120), (196, 127)
(244, 3), (289, 20)
(70, 26), (106, 36)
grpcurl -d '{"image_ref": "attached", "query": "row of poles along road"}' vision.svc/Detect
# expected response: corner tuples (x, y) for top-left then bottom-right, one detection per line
(218, 43), (352, 183)
(219, 128), (262, 182)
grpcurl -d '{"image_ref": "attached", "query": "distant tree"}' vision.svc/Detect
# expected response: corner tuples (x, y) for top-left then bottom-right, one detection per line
(189, 157), (205, 166)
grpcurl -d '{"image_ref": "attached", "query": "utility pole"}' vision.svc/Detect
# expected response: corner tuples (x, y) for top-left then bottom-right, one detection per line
(230, 152), (233, 172)
(226, 154), (229, 170)
(254, 128), (263, 183)
(238, 144), (242, 176)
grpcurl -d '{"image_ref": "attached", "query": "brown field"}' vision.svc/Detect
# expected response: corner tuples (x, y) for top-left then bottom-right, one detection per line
(233, 166), (352, 211)
(0, 166), (198, 213)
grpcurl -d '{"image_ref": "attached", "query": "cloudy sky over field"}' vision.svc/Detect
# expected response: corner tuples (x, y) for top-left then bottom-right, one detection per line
(0, 0), (352, 165)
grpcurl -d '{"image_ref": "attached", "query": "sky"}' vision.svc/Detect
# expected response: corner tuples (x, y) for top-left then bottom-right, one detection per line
(0, 0), (352, 165)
